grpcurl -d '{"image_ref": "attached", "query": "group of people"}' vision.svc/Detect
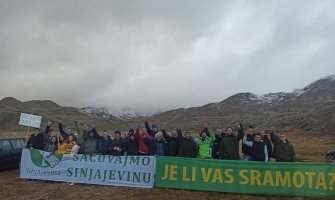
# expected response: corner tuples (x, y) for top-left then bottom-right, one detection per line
(26, 119), (296, 162)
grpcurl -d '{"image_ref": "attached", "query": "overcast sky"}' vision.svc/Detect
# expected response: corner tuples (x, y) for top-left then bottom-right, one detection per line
(0, 0), (335, 113)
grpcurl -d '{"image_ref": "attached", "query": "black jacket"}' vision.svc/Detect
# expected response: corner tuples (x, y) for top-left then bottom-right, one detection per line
(108, 138), (125, 156)
(162, 129), (180, 156)
(98, 136), (111, 155)
(27, 133), (45, 150)
(177, 137), (198, 158)
(219, 124), (244, 160)
(212, 134), (222, 159)
(251, 141), (266, 161)
(124, 137), (139, 156)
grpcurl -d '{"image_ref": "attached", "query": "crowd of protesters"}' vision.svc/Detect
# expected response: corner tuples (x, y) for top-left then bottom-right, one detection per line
(26, 119), (296, 162)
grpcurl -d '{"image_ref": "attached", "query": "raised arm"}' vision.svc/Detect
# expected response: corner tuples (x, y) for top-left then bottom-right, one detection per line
(58, 122), (67, 139)
(144, 121), (154, 137)
(270, 128), (280, 145)
(237, 120), (244, 140)
(162, 129), (171, 141)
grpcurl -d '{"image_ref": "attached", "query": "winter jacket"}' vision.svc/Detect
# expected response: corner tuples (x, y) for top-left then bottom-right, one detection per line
(84, 136), (98, 154)
(108, 138), (125, 156)
(177, 138), (198, 158)
(135, 128), (152, 155)
(270, 132), (296, 162)
(219, 125), (244, 160)
(162, 129), (181, 156)
(197, 132), (216, 159)
(57, 142), (67, 155)
(124, 137), (139, 156)
(98, 136), (111, 155)
(65, 141), (77, 154)
(243, 136), (268, 162)
(27, 133), (45, 150)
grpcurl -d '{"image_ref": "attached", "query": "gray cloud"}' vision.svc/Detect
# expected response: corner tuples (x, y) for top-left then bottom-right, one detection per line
(0, 0), (335, 113)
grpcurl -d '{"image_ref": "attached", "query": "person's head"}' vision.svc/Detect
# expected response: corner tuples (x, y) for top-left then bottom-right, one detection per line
(128, 128), (134, 135)
(254, 133), (262, 142)
(201, 131), (207, 139)
(279, 133), (286, 142)
(141, 128), (147, 135)
(103, 130), (108, 137)
(155, 132), (163, 141)
(226, 127), (233, 135)
(68, 135), (74, 142)
(89, 131), (94, 137)
(129, 132), (136, 140)
(152, 124), (158, 133)
(66, 127), (72, 134)
(115, 130), (121, 140)
(59, 135), (64, 142)
(184, 131), (191, 139)
(247, 128), (254, 135)
(51, 136), (57, 143)
(260, 130), (265, 137)
(172, 130), (178, 138)
(33, 128), (41, 135)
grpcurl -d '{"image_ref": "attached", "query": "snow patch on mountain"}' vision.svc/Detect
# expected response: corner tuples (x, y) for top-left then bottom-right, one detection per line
(80, 107), (154, 119)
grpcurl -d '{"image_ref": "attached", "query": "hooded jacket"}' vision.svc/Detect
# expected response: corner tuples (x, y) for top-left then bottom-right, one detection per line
(197, 132), (216, 159)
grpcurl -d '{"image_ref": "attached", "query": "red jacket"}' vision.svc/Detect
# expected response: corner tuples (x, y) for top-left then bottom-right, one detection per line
(135, 128), (152, 154)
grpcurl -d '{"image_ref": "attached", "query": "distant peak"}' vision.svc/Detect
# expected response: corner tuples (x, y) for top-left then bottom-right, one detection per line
(322, 74), (335, 81)
(0, 97), (21, 104)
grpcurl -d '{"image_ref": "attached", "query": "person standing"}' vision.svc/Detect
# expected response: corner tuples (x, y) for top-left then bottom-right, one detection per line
(98, 130), (111, 155)
(26, 128), (45, 150)
(243, 132), (268, 162)
(219, 120), (244, 160)
(260, 130), (273, 161)
(109, 130), (125, 156)
(270, 127), (296, 162)
(124, 129), (139, 156)
(197, 129), (215, 159)
(135, 127), (152, 155)
(177, 130), (198, 158)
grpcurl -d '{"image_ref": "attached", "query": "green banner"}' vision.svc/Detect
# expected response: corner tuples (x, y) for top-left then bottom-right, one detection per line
(155, 157), (335, 197)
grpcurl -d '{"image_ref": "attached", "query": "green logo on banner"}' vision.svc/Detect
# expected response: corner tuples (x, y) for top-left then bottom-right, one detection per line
(29, 149), (63, 168)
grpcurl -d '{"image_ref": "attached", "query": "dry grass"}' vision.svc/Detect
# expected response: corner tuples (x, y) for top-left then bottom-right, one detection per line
(0, 130), (334, 199)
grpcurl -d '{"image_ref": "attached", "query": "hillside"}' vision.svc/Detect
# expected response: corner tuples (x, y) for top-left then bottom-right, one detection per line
(0, 75), (335, 134)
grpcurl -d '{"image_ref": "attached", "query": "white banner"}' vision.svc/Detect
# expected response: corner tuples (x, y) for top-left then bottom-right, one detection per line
(19, 113), (42, 128)
(20, 149), (156, 188)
